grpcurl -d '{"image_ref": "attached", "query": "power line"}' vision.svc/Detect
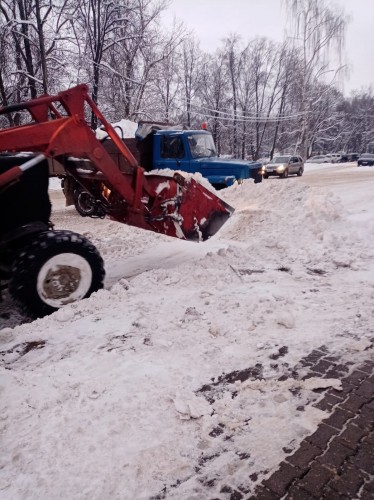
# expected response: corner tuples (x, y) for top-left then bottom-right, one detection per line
(186, 102), (314, 123)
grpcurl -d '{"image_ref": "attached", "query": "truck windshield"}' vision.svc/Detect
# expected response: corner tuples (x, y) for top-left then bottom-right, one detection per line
(187, 133), (216, 159)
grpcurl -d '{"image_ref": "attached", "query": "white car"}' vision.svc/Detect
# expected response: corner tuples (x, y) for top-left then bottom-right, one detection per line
(305, 155), (330, 164)
(326, 153), (342, 163)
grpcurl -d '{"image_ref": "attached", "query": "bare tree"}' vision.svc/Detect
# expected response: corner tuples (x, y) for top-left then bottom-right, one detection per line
(269, 45), (298, 159)
(181, 37), (202, 127)
(74, 0), (130, 127)
(85, 1), (186, 123)
(250, 38), (285, 159)
(223, 35), (242, 157)
(199, 50), (230, 154)
(0, 0), (75, 115)
(286, 0), (348, 157)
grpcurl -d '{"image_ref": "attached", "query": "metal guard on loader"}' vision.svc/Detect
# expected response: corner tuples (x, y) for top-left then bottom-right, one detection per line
(0, 84), (234, 242)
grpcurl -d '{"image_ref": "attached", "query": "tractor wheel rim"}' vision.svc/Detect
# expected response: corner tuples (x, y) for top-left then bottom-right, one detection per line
(37, 253), (92, 307)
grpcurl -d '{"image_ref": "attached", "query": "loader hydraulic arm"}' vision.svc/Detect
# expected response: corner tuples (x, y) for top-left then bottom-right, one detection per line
(0, 84), (233, 241)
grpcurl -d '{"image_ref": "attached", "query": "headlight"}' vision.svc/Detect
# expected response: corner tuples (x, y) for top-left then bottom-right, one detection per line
(277, 164), (285, 172)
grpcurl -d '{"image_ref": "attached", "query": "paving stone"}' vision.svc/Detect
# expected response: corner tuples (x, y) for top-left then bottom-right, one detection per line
(355, 379), (374, 399)
(349, 444), (374, 475)
(323, 356), (339, 363)
(298, 464), (334, 496)
(331, 363), (350, 373)
(322, 407), (353, 430)
(310, 359), (336, 375)
(362, 477), (374, 492)
(360, 403), (374, 418)
(345, 370), (370, 385)
(353, 408), (374, 431)
(313, 392), (343, 412)
(247, 486), (279, 499)
(357, 360), (374, 374)
(320, 487), (347, 500)
(317, 440), (353, 468)
(364, 399), (374, 410)
(328, 464), (365, 497)
(361, 488), (374, 500)
(285, 485), (315, 499)
(306, 423), (339, 448)
(286, 441), (321, 468)
(339, 422), (366, 450)
(324, 366), (349, 379)
(263, 462), (302, 496)
(229, 490), (243, 500)
(324, 387), (347, 401)
(332, 379), (355, 397)
(361, 430), (374, 445)
(301, 350), (326, 366)
(339, 393), (369, 413)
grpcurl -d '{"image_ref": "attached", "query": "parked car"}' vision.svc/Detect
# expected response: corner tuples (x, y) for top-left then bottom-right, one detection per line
(357, 153), (374, 166)
(305, 155), (330, 164)
(261, 155), (304, 178)
(340, 153), (360, 162)
(325, 153), (343, 163)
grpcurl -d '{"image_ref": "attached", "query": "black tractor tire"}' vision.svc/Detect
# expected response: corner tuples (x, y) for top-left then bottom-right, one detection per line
(8, 230), (105, 318)
(74, 187), (99, 217)
(297, 168), (303, 176)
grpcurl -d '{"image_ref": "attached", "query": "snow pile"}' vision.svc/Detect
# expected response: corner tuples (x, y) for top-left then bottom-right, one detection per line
(95, 118), (137, 140)
(1, 164), (374, 498)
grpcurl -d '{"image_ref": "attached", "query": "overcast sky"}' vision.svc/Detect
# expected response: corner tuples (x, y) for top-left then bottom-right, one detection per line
(163, 0), (373, 96)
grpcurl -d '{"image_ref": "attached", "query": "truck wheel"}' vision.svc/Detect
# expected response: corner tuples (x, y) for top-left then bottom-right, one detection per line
(8, 230), (105, 318)
(263, 173), (269, 179)
(74, 187), (98, 217)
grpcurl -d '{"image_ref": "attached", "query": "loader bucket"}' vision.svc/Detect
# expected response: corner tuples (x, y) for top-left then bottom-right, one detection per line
(117, 172), (235, 242)
(171, 174), (234, 241)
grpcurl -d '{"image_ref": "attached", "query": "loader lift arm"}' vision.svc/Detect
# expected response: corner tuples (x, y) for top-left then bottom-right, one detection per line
(0, 84), (233, 241)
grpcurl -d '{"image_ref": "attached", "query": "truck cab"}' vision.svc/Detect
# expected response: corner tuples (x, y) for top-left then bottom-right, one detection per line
(150, 130), (262, 189)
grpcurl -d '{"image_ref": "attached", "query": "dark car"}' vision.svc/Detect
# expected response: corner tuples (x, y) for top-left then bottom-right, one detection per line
(357, 153), (374, 166)
(340, 153), (360, 162)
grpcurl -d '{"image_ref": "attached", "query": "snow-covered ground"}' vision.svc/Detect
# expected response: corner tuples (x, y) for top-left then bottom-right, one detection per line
(1, 162), (374, 499)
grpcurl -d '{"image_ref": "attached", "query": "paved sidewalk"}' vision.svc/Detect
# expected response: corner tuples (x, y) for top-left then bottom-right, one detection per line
(250, 358), (374, 499)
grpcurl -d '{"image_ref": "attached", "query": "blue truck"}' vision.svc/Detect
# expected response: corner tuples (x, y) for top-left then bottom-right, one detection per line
(51, 123), (262, 216)
(134, 123), (263, 189)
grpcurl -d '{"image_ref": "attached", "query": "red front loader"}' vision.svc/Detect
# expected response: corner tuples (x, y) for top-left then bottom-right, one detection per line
(0, 85), (234, 318)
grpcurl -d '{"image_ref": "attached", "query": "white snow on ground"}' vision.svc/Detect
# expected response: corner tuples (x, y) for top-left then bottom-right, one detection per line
(1, 163), (374, 499)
